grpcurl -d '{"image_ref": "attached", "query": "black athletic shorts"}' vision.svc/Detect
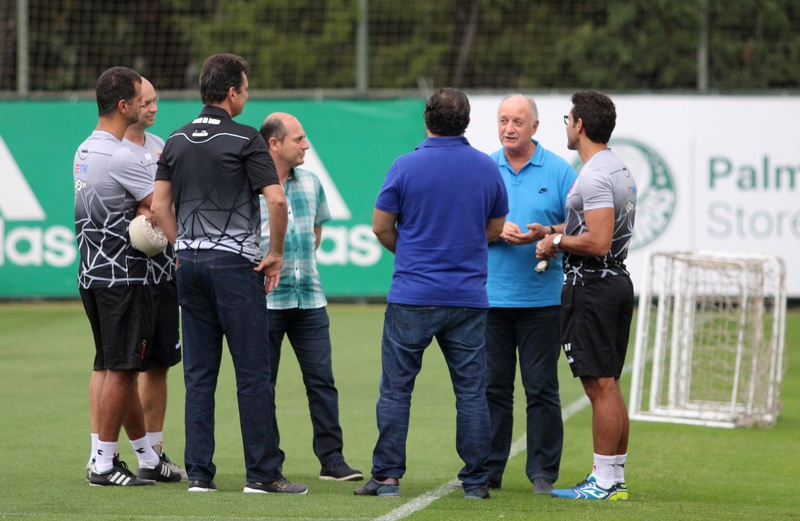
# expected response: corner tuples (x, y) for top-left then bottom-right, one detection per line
(560, 275), (634, 378)
(80, 285), (154, 371)
(149, 280), (181, 369)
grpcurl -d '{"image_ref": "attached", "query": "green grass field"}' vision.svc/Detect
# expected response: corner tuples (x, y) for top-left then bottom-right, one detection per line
(1, 302), (798, 520)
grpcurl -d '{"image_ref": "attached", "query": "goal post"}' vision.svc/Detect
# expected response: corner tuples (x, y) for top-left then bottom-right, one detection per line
(629, 251), (787, 428)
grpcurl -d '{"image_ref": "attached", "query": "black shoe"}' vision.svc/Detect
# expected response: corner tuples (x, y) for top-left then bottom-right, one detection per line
(533, 478), (554, 494)
(188, 480), (217, 492)
(85, 458), (95, 482)
(137, 460), (182, 483)
(89, 457), (156, 487)
(353, 476), (400, 497)
(243, 476), (308, 494)
(487, 476), (502, 490)
(320, 460), (364, 481)
(154, 444), (188, 480)
(464, 485), (490, 499)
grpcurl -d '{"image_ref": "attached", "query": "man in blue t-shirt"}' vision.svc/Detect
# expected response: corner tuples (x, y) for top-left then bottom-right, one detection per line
(354, 88), (508, 500)
(484, 94), (577, 494)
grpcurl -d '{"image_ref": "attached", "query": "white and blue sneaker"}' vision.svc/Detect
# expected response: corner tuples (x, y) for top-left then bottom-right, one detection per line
(550, 475), (623, 500)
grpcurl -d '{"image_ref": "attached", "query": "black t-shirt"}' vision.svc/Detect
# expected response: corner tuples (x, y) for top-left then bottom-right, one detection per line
(156, 106), (279, 262)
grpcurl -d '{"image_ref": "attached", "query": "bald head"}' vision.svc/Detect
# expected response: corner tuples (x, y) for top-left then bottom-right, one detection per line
(135, 78), (158, 129)
(497, 94), (539, 158)
(260, 112), (309, 173)
(260, 112), (295, 143)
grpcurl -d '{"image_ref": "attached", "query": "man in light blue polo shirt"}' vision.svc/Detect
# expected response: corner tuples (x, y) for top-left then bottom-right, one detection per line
(484, 94), (577, 494)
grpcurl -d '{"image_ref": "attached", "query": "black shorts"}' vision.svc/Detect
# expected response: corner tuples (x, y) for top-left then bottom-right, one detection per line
(149, 280), (181, 369)
(80, 285), (154, 371)
(560, 275), (634, 378)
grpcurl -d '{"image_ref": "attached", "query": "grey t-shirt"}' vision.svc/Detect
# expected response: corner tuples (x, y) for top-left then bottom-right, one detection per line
(123, 132), (175, 284)
(563, 149), (637, 283)
(74, 130), (154, 288)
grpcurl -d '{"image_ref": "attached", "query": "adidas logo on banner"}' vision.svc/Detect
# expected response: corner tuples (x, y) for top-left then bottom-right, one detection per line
(0, 135), (77, 267)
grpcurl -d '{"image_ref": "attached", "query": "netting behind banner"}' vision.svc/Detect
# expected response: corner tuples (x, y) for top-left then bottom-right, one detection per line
(3, 1), (800, 95)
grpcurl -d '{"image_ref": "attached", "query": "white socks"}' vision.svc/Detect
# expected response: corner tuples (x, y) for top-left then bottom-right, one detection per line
(91, 433), (163, 473)
(130, 436), (161, 468)
(146, 431), (163, 453)
(591, 453), (617, 489)
(614, 453), (627, 484)
(88, 433), (99, 465)
(95, 440), (118, 474)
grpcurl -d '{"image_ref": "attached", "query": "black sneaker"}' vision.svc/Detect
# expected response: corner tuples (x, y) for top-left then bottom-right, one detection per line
(154, 444), (188, 480)
(353, 476), (400, 497)
(188, 480), (217, 492)
(85, 458), (95, 482)
(533, 478), (554, 494)
(137, 460), (182, 483)
(89, 458), (156, 487)
(243, 477), (308, 494)
(464, 485), (490, 499)
(320, 460), (364, 481)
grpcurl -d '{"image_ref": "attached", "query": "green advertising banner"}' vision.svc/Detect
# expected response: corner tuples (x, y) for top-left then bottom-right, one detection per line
(0, 99), (426, 298)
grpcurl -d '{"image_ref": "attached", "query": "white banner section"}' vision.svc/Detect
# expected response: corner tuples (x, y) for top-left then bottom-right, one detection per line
(465, 95), (799, 297)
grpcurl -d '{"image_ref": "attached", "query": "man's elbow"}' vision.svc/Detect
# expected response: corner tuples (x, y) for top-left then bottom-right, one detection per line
(267, 195), (288, 214)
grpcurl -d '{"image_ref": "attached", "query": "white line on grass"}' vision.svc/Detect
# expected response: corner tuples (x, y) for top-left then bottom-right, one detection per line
(373, 393), (593, 521)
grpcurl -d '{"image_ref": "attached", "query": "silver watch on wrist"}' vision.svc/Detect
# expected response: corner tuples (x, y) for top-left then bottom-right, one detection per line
(553, 233), (564, 251)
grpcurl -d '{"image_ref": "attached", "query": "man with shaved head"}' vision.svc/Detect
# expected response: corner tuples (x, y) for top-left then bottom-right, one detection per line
(122, 78), (186, 480)
(258, 112), (363, 482)
(484, 94), (577, 495)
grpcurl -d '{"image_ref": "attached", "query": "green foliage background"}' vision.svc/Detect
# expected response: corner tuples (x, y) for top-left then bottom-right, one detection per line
(4, 0), (800, 93)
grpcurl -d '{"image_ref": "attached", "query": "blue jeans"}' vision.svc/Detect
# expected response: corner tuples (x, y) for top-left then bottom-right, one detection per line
(372, 304), (491, 488)
(176, 250), (281, 483)
(268, 307), (344, 467)
(484, 306), (563, 485)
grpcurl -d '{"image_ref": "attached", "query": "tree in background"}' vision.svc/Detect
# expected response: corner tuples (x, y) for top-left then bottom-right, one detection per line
(3, 0), (800, 93)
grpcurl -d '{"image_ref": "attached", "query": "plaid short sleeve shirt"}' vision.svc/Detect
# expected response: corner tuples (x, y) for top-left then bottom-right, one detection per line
(260, 168), (331, 309)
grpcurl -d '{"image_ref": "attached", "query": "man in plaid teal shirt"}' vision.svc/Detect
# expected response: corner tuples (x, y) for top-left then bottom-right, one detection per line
(259, 113), (363, 482)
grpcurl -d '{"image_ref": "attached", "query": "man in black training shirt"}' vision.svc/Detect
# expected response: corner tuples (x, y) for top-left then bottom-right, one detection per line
(152, 53), (306, 494)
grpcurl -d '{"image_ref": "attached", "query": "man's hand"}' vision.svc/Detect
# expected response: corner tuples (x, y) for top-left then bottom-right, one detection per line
(254, 252), (284, 293)
(501, 221), (537, 245)
(536, 233), (558, 260)
(135, 202), (154, 221)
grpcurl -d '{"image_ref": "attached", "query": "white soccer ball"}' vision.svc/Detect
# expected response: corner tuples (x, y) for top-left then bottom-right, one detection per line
(129, 214), (167, 256)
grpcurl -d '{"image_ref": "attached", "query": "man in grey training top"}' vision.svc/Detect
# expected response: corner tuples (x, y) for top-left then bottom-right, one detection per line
(537, 90), (636, 501)
(76, 66), (179, 487)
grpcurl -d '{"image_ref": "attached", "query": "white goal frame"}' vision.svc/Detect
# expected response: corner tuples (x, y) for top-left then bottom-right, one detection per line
(629, 251), (787, 428)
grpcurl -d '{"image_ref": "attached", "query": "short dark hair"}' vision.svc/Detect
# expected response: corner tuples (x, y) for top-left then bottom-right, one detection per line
(260, 116), (287, 143)
(199, 53), (250, 105)
(423, 88), (470, 137)
(96, 67), (141, 117)
(570, 90), (616, 144)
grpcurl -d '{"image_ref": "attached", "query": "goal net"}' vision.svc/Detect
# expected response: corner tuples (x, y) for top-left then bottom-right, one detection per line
(629, 251), (787, 428)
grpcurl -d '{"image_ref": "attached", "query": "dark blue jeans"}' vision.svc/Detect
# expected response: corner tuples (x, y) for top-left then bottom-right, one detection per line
(268, 307), (344, 467)
(484, 306), (563, 485)
(371, 304), (491, 488)
(176, 250), (281, 483)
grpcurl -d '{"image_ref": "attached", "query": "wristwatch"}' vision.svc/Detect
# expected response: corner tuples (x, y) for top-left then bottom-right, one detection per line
(553, 233), (563, 251)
